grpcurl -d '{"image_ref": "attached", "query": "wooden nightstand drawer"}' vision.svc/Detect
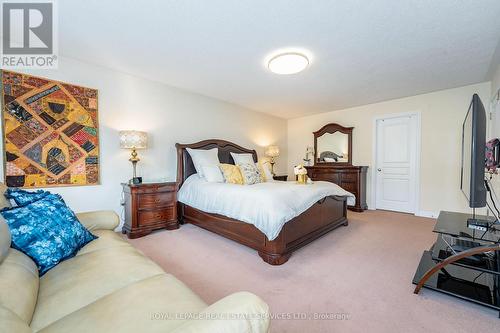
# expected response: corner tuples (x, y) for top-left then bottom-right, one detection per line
(133, 183), (176, 194)
(138, 207), (175, 226)
(138, 192), (175, 209)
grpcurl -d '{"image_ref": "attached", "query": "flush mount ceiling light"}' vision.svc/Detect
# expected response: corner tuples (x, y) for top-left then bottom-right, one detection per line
(268, 52), (309, 75)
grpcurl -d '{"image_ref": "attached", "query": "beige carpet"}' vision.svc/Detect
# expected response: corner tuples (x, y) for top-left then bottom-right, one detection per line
(126, 210), (499, 332)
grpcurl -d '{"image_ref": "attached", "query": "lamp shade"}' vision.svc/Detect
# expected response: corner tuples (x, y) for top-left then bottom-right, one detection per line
(119, 130), (148, 149)
(265, 145), (280, 158)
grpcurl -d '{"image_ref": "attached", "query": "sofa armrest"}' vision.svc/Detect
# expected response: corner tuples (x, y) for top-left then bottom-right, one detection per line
(0, 306), (33, 333)
(171, 292), (270, 333)
(76, 210), (120, 231)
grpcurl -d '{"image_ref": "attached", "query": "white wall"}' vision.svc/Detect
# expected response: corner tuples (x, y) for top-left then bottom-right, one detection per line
(1, 57), (287, 223)
(288, 82), (491, 216)
(488, 57), (500, 198)
(493, 65), (500, 100)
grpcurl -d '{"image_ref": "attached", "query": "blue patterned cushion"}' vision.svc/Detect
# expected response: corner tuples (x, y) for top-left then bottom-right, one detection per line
(0, 193), (97, 275)
(5, 188), (50, 206)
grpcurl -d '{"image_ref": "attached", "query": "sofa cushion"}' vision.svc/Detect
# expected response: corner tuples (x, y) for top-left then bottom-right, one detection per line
(76, 229), (129, 256)
(0, 306), (33, 333)
(30, 233), (166, 331)
(0, 193), (97, 275)
(0, 183), (11, 210)
(0, 217), (10, 264)
(0, 248), (39, 324)
(75, 211), (120, 232)
(38, 274), (207, 333)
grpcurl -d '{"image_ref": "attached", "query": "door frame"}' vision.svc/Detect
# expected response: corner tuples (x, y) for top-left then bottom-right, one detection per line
(371, 111), (422, 214)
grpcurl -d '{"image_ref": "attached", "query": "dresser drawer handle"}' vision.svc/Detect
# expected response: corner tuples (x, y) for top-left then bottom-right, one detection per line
(154, 199), (161, 203)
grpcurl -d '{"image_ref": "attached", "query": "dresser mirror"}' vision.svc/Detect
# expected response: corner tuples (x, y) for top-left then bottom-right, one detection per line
(313, 123), (353, 165)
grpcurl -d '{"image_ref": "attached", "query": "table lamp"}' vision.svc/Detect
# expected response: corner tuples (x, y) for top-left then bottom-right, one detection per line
(265, 145), (280, 176)
(119, 130), (148, 184)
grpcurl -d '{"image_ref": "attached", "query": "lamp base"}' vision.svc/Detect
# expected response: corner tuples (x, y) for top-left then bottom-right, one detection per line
(270, 160), (276, 176)
(129, 177), (142, 185)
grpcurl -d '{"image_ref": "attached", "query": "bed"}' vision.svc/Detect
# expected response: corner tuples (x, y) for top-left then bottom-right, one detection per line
(176, 139), (352, 265)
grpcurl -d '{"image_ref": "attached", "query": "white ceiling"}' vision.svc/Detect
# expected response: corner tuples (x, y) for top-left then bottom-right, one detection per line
(59, 0), (500, 119)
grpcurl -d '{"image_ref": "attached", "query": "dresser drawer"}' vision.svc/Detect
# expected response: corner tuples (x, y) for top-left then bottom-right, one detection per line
(341, 173), (358, 181)
(311, 172), (340, 184)
(340, 181), (357, 192)
(138, 192), (175, 209)
(138, 208), (176, 226)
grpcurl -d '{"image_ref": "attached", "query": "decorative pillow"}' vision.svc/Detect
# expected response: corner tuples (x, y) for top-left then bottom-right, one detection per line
(219, 164), (244, 185)
(186, 148), (220, 178)
(257, 161), (274, 182)
(5, 188), (50, 207)
(238, 163), (262, 185)
(201, 165), (224, 183)
(230, 152), (254, 165)
(0, 193), (97, 275)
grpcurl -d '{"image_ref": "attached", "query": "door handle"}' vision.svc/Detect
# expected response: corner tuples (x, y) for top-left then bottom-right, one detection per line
(377, 168), (382, 172)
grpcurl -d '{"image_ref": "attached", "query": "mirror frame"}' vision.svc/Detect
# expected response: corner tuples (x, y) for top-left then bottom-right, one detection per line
(313, 123), (353, 165)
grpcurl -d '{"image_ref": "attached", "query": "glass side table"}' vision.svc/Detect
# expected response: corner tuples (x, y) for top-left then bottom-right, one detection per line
(413, 211), (500, 317)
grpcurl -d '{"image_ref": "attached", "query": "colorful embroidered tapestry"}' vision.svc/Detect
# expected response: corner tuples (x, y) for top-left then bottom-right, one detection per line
(1, 70), (100, 187)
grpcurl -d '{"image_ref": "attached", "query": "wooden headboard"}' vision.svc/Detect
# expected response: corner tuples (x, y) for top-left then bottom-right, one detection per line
(175, 139), (258, 186)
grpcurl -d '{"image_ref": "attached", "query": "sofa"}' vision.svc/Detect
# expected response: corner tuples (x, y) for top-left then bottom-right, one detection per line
(0, 185), (270, 333)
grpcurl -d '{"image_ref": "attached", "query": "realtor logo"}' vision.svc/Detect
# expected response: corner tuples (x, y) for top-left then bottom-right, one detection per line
(1, 0), (58, 68)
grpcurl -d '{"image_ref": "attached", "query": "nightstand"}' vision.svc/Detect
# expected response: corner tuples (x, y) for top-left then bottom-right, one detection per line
(273, 175), (288, 181)
(122, 182), (178, 238)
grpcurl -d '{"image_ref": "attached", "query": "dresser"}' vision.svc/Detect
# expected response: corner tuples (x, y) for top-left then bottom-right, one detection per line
(305, 165), (368, 212)
(122, 182), (178, 238)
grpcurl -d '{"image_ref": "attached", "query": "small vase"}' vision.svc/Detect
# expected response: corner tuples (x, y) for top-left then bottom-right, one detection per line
(297, 174), (307, 184)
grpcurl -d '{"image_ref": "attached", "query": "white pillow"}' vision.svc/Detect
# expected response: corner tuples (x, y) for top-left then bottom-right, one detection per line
(230, 152), (254, 165)
(201, 165), (224, 183)
(260, 161), (274, 182)
(186, 148), (220, 178)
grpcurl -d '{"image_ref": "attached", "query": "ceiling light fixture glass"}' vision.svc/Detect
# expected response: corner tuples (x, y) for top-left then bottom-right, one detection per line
(268, 52), (309, 75)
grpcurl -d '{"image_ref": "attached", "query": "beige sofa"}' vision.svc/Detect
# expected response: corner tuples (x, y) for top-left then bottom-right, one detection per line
(0, 187), (270, 332)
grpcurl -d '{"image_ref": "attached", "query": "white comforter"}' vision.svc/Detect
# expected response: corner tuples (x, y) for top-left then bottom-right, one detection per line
(178, 175), (355, 241)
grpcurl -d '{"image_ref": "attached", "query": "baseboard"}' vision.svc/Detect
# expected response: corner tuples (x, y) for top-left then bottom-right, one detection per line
(415, 210), (439, 218)
(365, 206), (438, 218)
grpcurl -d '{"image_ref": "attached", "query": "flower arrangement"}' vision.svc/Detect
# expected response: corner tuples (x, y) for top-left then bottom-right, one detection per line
(294, 164), (307, 175)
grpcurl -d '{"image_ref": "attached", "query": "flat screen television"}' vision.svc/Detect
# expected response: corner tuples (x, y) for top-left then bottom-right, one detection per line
(460, 93), (487, 208)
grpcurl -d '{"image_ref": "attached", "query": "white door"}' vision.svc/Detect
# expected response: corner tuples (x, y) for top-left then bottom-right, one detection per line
(375, 114), (418, 213)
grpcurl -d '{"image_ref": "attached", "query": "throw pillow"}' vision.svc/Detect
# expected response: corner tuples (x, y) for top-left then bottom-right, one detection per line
(257, 161), (274, 182)
(238, 163), (262, 185)
(0, 193), (97, 275)
(186, 148), (220, 178)
(219, 164), (244, 184)
(201, 165), (225, 183)
(230, 152), (255, 165)
(5, 188), (50, 207)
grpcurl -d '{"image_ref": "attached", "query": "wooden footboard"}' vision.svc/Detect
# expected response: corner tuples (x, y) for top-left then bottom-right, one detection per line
(180, 195), (348, 265)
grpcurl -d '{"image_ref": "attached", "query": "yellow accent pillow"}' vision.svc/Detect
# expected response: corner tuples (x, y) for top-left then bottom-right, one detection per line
(219, 164), (244, 184)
